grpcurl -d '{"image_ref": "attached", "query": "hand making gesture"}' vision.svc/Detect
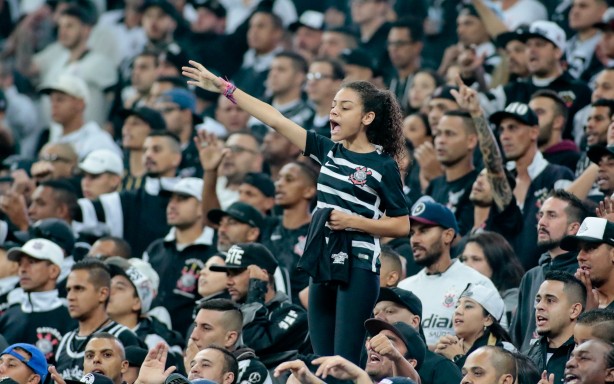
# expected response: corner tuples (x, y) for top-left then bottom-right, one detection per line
(450, 74), (482, 117)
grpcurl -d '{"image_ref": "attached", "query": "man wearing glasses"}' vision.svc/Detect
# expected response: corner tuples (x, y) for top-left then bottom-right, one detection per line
(304, 58), (345, 138)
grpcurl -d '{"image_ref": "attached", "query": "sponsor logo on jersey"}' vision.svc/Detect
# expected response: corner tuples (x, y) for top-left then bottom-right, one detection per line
(349, 166), (372, 186)
(442, 291), (456, 308)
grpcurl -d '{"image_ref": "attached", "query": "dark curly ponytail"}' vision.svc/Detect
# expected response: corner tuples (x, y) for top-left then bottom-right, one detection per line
(342, 81), (405, 163)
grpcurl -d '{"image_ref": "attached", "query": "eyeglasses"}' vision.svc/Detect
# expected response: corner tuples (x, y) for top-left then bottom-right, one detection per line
(307, 72), (334, 81)
(387, 40), (413, 48)
(225, 145), (258, 154)
(38, 154), (73, 163)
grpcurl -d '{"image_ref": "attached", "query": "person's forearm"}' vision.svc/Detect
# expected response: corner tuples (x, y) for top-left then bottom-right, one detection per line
(566, 163), (598, 199)
(471, 0), (508, 38)
(472, 113), (512, 210)
(232, 89), (307, 151)
(392, 358), (421, 384)
(202, 168), (221, 226)
(350, 215), (410, 238)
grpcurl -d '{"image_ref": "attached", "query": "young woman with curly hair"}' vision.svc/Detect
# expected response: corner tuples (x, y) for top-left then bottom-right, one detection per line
(183, 61), (410, 364)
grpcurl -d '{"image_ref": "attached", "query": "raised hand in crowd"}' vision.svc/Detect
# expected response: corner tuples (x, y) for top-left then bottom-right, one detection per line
(434, 334), (465, 361)
(48, 365), (67, 384)
(367, 333), (407, 363)
(312, 355), (372, 384)
(0, 190), (29, 231)
(596, 195), (614, 222)
(575, 267), (599, 312)
(134, 342), (177, 384)
(415, 141), (443, 191)
(274, 360), (323, 384)
(537, 370), (555, 384)
(450, 75), (482, 117)
(195, 130), (228, 172)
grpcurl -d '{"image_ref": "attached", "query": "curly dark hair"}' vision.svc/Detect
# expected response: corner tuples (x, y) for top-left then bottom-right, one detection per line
(341, 81), (405, 162)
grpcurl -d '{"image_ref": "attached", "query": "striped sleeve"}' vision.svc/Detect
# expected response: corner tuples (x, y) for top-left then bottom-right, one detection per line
(379, 159), (409, 217)
(303, 131), (335, 165)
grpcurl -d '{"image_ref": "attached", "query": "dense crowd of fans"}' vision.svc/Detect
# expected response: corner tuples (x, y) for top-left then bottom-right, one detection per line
(0, 0), (614, 384)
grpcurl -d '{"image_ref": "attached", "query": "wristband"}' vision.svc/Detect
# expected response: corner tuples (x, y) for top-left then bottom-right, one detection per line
(219, 76), (237, 104)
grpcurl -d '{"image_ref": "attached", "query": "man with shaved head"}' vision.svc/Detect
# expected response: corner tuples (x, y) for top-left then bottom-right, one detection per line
(83, 333), (129, 384)
(461, 346), (516, 384)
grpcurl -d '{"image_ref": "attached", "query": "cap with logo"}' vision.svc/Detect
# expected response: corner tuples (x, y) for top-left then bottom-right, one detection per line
(209, 243), (278, 274)
(520, 20), (566, 51)
(379, 378), (416, 384)
(119, 106), (167, 130)
(208, 201), (264, 228)
(172, 177), (204, 201)
(66, 372), (115, 384)
(7, 238), (64, 266)
(409, 201), (459, 234)
(39, 73), (90, 105)
(377, 288), (422, 317)
(430, 85), (460, 103)
(587, 145), (614, 165)
(105, 257), (160, 314)
(242, 173), (275, 198)
(489, 102), (538, 127)
(289, 10), (325, 32)
(364, 319), (426, 370)
(1, 343), (48, 382)
(459, 283), (505, 322)
(15, 218), (75, 254)
(495, 24), (530, 49)
(140, 0), (180, 20)
(79, 149), (124, 176)
(191, 0), (226, 18)
(561, 217), (614, 251)
(594, 7), (614, 31)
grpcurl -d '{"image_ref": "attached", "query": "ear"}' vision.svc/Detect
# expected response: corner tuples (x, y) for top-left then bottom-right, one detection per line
(483, 315), (494, 327)
(386, 270), (399, 287)
(27, 374), (40, 384)
(362, 111), (376, 126)
(172, 152), (182, 168)
(223, 372), (235, 384)
(99, 286), (110, 304)
(56, 203), (70, 221)
(302, 185), (317, 201)
(131, 296), (142, 313)
(605, 367), (614, 383)
(553, 115), (565, 132)
(120, 360), (129, 375)
(467, 133), (478, 150)
(411, 315), (421, 329)
(499, 373), (514, 384)
(246, 227), (260, 242)
(570, 302), (583, 320)
(262, 198), (275, 212)
(49, 264), (62, 281)
(567, 222), (580, 235)
(225, 330), (239, 349)
(529, 125), (540, 141)
(442, 228), (455, 245)
(408, 358), (417, 368)
(111, 175), (122, 189)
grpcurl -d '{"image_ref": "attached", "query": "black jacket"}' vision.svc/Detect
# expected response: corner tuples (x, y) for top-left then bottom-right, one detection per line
(527, 336), (575, 384)
(418, 349), (463, 384)
(510, 251), (578, 352)
(241, 280), (310, 369)
(299, 208), (352, 284)
(233, 347), (273, 384)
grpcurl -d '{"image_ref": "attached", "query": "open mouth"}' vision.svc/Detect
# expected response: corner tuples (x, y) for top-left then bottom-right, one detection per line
(91, 369), (105, 375)
(330, 121), (341, 135)
(564, 374), (579, 384)
(536, 315), (547, 326)
(368, 353), (381, 363)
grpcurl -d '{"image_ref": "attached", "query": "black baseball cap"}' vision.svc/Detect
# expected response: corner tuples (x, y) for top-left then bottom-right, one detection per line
(208, 202), (264, 228)
(430, 85), (459, 103)
(209, 243), (278, 274)
(191, 0), (226, 18)
(587, 145), (614, 165)
(242, 173), (275, 198)
(340, 48), (376, 72)
(377, 288), (422, 317)
(125, 346), (148, 368)
(495, 25), (530, 49)
(489, 102), (538, 126)
(140, 0), (180, 20)
(364, 319), (426, 370)
(66, 373), (114, 384)
(119, 107), (167, 130)
(15, 218), (75, 254)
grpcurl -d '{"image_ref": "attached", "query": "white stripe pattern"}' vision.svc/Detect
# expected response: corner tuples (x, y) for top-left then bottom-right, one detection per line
(325, 152), (383, 181)
(100, 192), (124, 238)
(317, 184), (383, 217)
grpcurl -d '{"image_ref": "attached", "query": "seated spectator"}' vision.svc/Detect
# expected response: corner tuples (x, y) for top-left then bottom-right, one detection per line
(83, 333), (129, 384)
(79, 149), (124, 200)
(407, 70), (443, 115)
(262, 128), (302, 182)
(0, 343), (48, 384)
(39, 74), (122, 160)
(0, 239), (76, 363)
(214, 95), (250, 136)
(289, 11), (324, 62)
(209, 243), (309, 368)
(379, 247), (404, 288)
(434, 283), (514, 369)
(459, 232), (524, 324)
(303, 57), (345, 138)
(461, 346), (516, 384)
(339, 48), (379, 84)
(206, 201), (263, 253)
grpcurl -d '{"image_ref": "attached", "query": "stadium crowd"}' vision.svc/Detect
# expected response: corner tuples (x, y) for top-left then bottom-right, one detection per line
(1, 0), (614, 384)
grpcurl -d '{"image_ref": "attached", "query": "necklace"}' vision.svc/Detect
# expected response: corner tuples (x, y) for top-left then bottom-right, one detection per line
(73, 317), (111, 352)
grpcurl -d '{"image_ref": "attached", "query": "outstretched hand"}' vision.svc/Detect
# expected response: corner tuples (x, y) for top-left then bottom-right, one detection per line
(312, 355), (369, 382)
(449, 74), (482, 117)
(182, 61), (224, 93)
(596, 195), (614, 222)
(274, 360), (322, 384)
(194, 130), (227, 172)
(135, 342), (177, 384)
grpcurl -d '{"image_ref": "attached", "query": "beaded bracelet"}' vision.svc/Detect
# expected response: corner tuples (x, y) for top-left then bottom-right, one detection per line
(219, 77), (237, 104)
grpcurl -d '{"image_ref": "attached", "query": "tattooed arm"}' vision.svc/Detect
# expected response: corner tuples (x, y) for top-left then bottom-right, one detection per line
(451, 75), (513, 211)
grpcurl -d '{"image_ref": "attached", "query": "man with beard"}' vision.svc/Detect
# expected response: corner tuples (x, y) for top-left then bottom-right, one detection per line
(397, 201), (499, 347)
(76, 131), (182, 257)
(586, 144), (614, 198)
(425, 110), (479, 236)
(495, 27), (530, 82)
(530, 90), (580, 172)
(562, 216), (614, 310)
(510, 189), (587, 352)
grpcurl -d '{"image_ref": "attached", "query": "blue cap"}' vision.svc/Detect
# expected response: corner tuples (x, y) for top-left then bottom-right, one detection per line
(409, 201), (459, 234)
(1, 343), (48, 381)
(160, 88), (197, 113)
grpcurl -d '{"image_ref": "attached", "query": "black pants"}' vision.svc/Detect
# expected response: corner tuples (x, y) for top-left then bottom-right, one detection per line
(308, 268), (379, 365)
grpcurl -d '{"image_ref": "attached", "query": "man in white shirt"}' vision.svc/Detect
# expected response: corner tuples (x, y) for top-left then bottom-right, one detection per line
(397, 200), (500, 347)
(39, 73), (122, 160)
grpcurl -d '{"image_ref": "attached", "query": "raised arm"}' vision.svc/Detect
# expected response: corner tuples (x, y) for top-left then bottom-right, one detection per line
(183, 61), (307, 151)
(451, 75), (512, 211)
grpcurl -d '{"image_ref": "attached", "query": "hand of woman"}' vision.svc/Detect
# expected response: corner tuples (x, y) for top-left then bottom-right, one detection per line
(434, 335), (465, 360)
(182, 60), (224, 93)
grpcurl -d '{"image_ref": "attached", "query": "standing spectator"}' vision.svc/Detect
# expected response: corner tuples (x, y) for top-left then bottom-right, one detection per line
(0, 244), (19, 315)
(0, 239), (76, 363)
(490, 102), (574, 269)
(119, 107), (167, 192)
(144, 178), (216, 335)
(494, 28), (530, 83)
(31, 143), (79, 184)
(232, 10), (284, 99)
(566, 0), (608, 83)
(39, 73), (121, 160)
(79, 149), (124, 200)
(426, 110), (479, 236)
(397, 201), (499, 346)
(562, 216), (614, 309)
(529, 90), (580, 173)
(563, 339), (614, 384)
(55, 259), (142, 380)
(236, 172), (275, 215)
(206, 201), (263, 253)
(289, 11), (325, 63)
(123, 52), (159, 110)
(527, 271), (585, 384)
(510, 190), (587, 352)
(386, 18), (425, 113)
(587, 144), (614, 198)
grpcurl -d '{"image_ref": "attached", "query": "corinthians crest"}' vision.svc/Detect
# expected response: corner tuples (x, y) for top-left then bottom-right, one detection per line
(349, 166), (372, 186)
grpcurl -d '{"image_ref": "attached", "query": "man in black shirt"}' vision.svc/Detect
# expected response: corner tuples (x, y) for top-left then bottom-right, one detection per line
(426, 110), (479, 236)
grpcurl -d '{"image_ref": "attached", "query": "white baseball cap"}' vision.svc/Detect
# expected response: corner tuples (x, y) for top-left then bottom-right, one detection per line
(79, 149), (124, 176)
(521, 20), (566, 51)
(459, 283), (505, 322)
(39, 73), (90, 105)
(106, 257), (160, 314)
(171, 177), (204, 201)
(7, 238), (64, 267)
(561, 217), (614, 251)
